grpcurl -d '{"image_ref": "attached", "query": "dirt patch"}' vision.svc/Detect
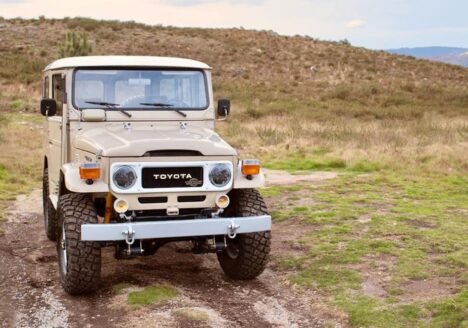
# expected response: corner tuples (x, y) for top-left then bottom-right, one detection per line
(270, 219), (314, 258)
(7, 189), (43, 220)
(399, 278), (458, 302)
(0, 190), (340, 327)
(405, 219), (437, 230)
(18, 288), (70, 328)
(362, 277), (388, 299)
(355, 254), (457, 304)
(264, 169), (338, 186)
(353, 254), (397, 299)
(254, 296), (299, 327)
(357, 213), (372, 224)
(104, 247), (323, 327)
(173, 307), (227, 328)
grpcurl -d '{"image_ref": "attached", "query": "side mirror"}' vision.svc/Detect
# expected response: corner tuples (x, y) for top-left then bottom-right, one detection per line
(217, 98), (231, 118)
(40, 98), (57, 116)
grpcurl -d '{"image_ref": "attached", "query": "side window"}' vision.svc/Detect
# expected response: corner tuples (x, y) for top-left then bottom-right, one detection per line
(43, 76), (49, 98)
(52, 74), (64, 116)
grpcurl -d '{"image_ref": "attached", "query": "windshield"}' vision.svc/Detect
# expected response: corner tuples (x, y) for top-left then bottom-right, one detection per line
(73, 69), (208, 110)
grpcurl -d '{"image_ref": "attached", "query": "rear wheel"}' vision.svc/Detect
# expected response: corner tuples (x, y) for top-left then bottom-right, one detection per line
(217, 189), (271, 280)
(42, 167), (57, 241)
(57, 193), (101, 295)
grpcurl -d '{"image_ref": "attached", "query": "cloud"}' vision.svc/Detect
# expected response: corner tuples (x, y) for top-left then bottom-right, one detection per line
(346, 19), (365, 28)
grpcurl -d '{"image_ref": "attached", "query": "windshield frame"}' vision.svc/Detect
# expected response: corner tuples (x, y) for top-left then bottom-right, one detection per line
(71, 67), (210, 112)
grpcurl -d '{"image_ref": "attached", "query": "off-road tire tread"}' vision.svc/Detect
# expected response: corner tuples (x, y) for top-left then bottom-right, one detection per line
(57, 193), (101, 295)
(43, 167), (57, 241)
(217, 188), (271, 280)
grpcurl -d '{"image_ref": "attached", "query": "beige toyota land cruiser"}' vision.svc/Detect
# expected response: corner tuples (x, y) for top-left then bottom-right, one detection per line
(41, 56), (271, 295)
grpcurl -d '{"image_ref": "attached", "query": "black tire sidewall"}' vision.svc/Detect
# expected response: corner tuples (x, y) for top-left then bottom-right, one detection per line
(56, 193), (101, 295)
(43, 167), (57, 241)
(217, 189), (271, 280)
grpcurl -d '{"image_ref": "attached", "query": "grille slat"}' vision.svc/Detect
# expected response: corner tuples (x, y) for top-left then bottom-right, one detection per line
(138, 197), (168, 204)
(178, 195), (206, 202)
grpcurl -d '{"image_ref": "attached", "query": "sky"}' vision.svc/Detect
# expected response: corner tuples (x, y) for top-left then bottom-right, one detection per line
(0, 0), (467, 49)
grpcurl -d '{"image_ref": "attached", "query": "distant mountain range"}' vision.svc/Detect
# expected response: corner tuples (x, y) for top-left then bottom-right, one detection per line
(386, 47), (468, 67)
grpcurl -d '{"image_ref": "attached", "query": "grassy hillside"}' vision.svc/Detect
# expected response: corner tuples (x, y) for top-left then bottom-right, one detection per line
(0, 17), (466, 168)
(0, 17), (467, 327)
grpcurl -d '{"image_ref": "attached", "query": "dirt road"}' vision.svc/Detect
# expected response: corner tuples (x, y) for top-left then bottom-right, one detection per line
(0, 172), (338, 328)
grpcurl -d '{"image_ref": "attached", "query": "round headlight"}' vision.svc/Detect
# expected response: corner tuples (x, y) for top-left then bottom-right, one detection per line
(209, 164), (231, 187)
(113, 166), (137, 189)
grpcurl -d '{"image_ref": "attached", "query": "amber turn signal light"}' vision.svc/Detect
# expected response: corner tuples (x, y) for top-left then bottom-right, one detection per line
(241, 159), (261, 176)
(79, 163), (101, 180)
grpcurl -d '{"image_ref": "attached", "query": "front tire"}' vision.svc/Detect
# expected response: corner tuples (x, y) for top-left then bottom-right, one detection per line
(42, 167), (57, 241)
(56, 193), (101, 295)
(217, 189), (271, 280)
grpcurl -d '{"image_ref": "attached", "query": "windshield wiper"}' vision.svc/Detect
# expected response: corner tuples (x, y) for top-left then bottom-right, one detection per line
(139, 102), (187, 118)
(140, 102), (173, 107)
(84, 101), (132, 118)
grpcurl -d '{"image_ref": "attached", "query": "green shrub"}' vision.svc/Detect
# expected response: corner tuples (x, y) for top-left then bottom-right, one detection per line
(9, 100), (28, 111)
(59, 31), (92, 58)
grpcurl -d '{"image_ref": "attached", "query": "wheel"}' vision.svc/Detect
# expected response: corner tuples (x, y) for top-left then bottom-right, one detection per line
(42, 167), (57, 241)
(56, 193), (101, 295)
(217, 189), (271, 280)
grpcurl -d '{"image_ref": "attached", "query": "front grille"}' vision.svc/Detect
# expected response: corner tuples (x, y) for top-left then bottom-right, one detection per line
(142, 166), (204, 189)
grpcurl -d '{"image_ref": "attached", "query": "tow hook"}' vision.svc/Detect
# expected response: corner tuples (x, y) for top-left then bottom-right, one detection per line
(122, 225), (135, 245)
(227, 220), (240, 239)
(122, 225), (144, 255)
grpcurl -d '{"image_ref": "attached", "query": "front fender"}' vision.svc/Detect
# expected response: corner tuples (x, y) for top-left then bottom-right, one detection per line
(62, 163), (109, 193)
(233, 162), (266, 189)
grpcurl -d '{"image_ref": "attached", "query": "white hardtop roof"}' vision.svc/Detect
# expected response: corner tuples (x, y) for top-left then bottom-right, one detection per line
(44, 56), (211, 71)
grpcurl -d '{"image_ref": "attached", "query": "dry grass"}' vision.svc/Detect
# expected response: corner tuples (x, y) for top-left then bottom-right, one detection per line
(0, 113), (42, 224)
(219, 110), (467, 173)
(0, 83), (38, 112)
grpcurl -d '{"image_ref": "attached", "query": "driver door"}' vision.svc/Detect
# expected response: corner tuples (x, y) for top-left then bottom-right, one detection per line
(47, 73), (65, 195)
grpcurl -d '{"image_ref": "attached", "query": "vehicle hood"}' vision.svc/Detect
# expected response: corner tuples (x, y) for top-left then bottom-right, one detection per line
(73, 124), (237, 157)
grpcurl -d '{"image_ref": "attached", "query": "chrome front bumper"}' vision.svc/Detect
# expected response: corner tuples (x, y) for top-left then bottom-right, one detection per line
(81, 215), (271, 241)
